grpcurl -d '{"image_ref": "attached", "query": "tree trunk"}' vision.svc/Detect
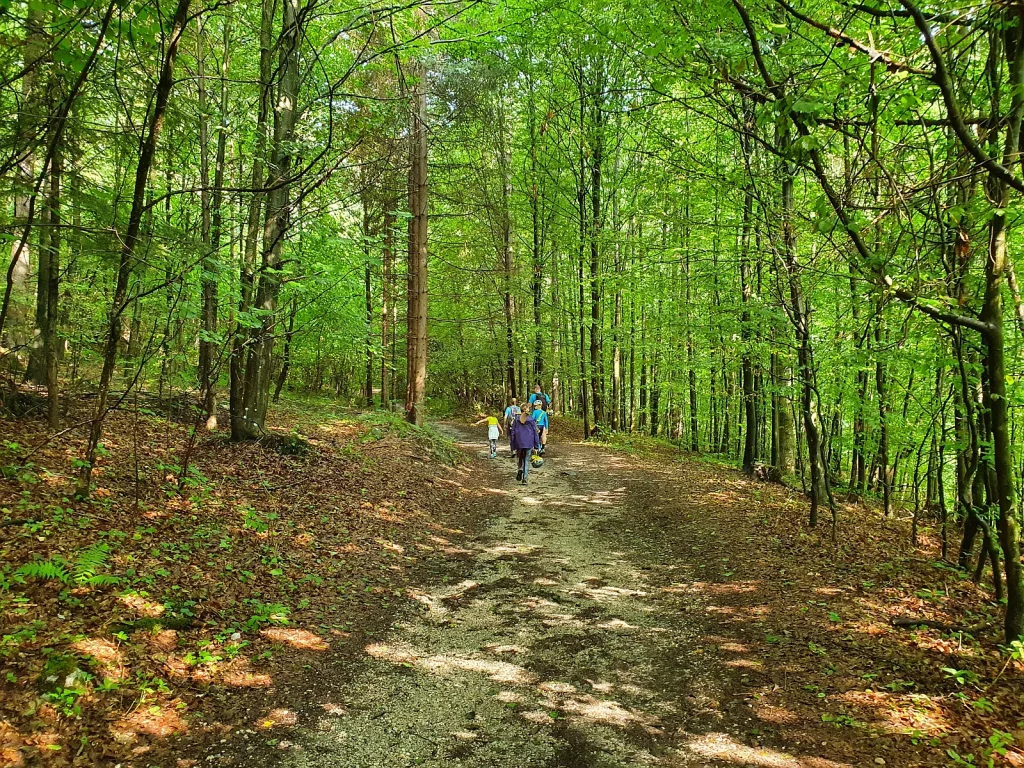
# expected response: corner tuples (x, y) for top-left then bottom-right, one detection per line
(7, 7), (47, 358)
(363, 187), (375, 407)
(381, 205), (395, 408)
(739, 104), (757, 471)
(44, 143), (61, 428)
(236, 0), (303, 439)
(589, 91), (605, 427)
(875, 305), (891, 516)
(273, 297), (297, 403)
(529, 75), (543, 379)
(780, 117), (828, 530)
(404, 58), (429, 427)
(984, 183), (1024, 642)
(197, 18), (223, 429)
(76, 0), (192, 497)
(231, 0), (273, 438)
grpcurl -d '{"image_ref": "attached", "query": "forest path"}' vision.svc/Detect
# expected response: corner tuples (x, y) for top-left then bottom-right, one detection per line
(267, 426), (837, 768)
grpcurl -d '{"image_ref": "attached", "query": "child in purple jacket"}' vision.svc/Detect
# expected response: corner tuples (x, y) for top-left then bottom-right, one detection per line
(508, 409), (541, 485)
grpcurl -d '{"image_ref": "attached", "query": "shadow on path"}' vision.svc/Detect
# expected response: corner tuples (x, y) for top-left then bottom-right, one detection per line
(238, 427), (851, 768)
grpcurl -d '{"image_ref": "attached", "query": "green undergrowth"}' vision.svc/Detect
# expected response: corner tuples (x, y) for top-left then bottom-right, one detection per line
(0, 389), (472, 762)
(357, 409), (461, 466)
(268, 395), (460, 466)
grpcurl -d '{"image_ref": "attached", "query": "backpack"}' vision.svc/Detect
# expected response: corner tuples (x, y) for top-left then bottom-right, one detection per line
(506, 404), (521, 423)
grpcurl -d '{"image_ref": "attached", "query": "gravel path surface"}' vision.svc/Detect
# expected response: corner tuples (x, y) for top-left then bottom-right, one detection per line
(260, 427), (827, 768)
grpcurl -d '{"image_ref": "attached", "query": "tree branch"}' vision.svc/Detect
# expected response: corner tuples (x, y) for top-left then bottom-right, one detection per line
(897, 0), (1024, 196)
(777, 0), (932, 76)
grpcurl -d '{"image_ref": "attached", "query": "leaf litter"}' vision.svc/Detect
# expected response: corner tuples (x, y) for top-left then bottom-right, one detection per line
(1, 403), (1021, 767)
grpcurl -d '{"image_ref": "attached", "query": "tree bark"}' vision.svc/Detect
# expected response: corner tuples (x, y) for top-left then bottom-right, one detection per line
(236, 0), (303, 439)
(739, 97), (757, 472)
(381, 205), (395, 408)
(404, 57), (429, 426)
(76, 0), (192, 497)
(230, 0), (273, 438)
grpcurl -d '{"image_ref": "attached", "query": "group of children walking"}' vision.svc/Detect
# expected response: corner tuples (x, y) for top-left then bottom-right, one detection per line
(473, 384), (550, 486)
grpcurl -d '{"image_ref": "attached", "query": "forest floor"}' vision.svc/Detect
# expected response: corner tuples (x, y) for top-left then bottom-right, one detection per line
(2, 398), (1023, 767)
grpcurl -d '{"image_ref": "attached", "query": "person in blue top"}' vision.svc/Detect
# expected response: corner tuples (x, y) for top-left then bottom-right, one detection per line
(508, 408), (541, 485)
(531, 400), (549, 456)
(502, 397), (522, 456)
(527, 383), (550, 409)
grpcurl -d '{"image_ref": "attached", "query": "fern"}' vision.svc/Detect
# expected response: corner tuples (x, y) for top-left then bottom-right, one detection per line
(73, 543), (111, 584)
(83, 574), (120, 587)
(14, 544), (119, 588)
(15, 558), (71, 585)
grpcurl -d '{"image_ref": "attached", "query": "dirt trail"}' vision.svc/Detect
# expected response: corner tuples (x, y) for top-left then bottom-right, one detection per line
(236, 427), (845, 768)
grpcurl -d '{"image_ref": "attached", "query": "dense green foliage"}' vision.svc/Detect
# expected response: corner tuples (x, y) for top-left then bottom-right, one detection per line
(2, 0), (1024, 639)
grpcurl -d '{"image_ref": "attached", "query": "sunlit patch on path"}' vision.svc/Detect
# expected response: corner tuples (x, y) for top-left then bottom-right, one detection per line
(252, 426), (844, 768)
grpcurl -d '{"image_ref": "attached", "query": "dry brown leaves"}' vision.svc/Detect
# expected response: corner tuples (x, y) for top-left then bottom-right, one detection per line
(600, 447), (1024, 767)
(0, 394), (481, 766)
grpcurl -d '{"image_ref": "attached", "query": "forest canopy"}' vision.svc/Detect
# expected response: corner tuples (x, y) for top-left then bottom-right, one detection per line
(2, 0), (1024, 644)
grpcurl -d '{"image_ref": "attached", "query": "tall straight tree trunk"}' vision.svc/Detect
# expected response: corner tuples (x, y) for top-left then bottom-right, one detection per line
(779, 117), (828, 529)
(638, 304), (647, 431)
(196, 19), (222, 428)
(628, 283), (636, 431)
(25, 185), (50, 385)
(43, 144), (61, 428)
(576, 69), (590, 437)
(76, 0), (192, 496)
(231, 0), (273, 438)
(8, 7), (47, 357)
(529, 74), (543, 379)
(983, 13), (1024, 642)
(739, 98), (757, 472)
(849, 260), (868, 491)
(684, 242), (699, 451)
(364, 187), (374, 407)
(23, 7), (55, 384)
(381, 205), (395, 408)
(551, 247), (561, 411)
(503, 196), (515, 397)
(867, 59), (890, 514)
(610, 115), (622, 431)
(236, 0), (303, 439)
(589, 89), (605, 427)
(649, 300), (661, 437)
(273, 297), (297, 402)
(875, 303), (892, 516)
(206, 18), (230, 427)
(404, 58), (429, 426)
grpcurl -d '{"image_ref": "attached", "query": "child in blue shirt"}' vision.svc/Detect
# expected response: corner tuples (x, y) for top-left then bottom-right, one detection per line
(531, 400), (549, 456)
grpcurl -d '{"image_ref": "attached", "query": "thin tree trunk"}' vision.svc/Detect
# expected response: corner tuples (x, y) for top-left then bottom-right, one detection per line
(44, 143), (61, 428)
(363, 186), (374, 406)
(237, 0), (303, 439)
(230, 0), (273, 438)
(404, 57), (428, 426)
(76, 0), (192, 497)
(273, 297), (297, 403)
(381, 205), (394, 409)
(739, 100), (757, 471)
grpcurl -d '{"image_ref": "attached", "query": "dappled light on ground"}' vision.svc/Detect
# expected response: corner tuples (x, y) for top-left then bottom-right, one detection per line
(258, 708), (299, 729)
(112, 707), (188, 743)
(261, 627), (329, 651)
(71, 637), (127, 680)
(687, 732), (853, 768)
(217, 657), (273, 688)
(365, 642), (539, 685)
